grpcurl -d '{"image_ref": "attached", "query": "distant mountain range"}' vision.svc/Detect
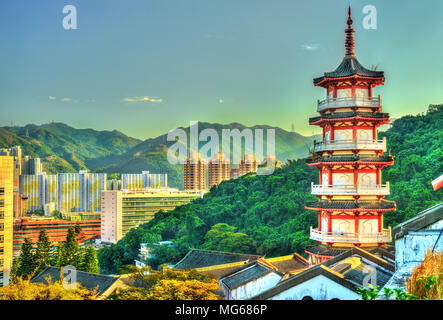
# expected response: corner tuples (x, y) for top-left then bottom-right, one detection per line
(0, 122), (319, 188)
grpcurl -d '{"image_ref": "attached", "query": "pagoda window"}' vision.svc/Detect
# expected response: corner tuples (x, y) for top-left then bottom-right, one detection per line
(333, 173), (353, 186)
(334, 129), (352, 141)
(360, 219), (377, 233)
(358, 172), (376, 186)
(355, 88), (369, 99)
(356, 129), (373, 141)
(337, 88), (351, 99)
(332, 219), (354, 234)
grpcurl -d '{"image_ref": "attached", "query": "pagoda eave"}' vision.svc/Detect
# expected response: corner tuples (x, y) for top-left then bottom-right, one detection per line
(304, 205), (396, 213)
(306, 160), (394, 167)
(313, 74), (385, 88)
(309, 116), (390, 126)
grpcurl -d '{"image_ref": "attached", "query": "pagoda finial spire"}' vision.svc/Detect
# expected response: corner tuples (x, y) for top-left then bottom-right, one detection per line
(345, 5), (355, 57)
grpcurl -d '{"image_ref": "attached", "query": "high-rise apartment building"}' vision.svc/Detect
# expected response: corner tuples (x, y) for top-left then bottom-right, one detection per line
(184, 152), (207, 191)
(239, 154), (258, 176)
(19, 171), (106, 213)
(122, 171), (167, 190)
(22, 157), (42, 175)
(0, 156), (14, 286)
(101, 189), (202, 243)
(208, 153), (230, 189)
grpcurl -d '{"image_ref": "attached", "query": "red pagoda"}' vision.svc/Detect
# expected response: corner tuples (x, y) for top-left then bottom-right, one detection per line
(304, 7), (396, 264)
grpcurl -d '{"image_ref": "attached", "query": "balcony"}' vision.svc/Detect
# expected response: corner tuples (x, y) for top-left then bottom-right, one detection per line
(313, 137), (386, 152)
(317, 95), (381, 112)
(310, 226), (392, 244)
(311, 182), (390, 196)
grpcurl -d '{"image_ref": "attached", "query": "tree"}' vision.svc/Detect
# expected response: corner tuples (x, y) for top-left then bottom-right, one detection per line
(145, 279), (221, 300)
(108, 267), (221, 300)
(0, 277), (97, 300)
(80, 245), (99, 273)
(60, 226), (82, 268)
(16, 238), (36, 279)
(201, 223), (255, 253)
(34, 229), (52, 274)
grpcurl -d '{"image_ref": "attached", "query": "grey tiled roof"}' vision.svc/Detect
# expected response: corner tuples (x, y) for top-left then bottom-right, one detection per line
(343, 263), (393, 287)
(305, 245), (352, 257)
(174, 249), (261, 270)
(314, 56), (384, 84)
(309, 112), (389, 123)
(306, 200), (396, 210)
(221, 263), (272, 290)
(31, 266), (118, 295)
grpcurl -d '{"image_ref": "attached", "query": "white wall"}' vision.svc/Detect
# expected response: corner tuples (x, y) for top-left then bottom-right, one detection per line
(395, 219), (443, 269)
(230, 272), (282, 300)
(269, 275), (359, 300)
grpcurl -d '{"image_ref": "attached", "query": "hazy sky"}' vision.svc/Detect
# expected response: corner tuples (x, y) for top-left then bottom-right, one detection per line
(1, 0), (443, 140)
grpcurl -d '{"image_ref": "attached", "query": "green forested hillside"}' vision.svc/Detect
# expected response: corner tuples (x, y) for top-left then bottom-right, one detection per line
(0, 122), (316, 188)
(0, 123), (141, 173)
(98, 105), (442, 275)
(94, 122), (318, 188)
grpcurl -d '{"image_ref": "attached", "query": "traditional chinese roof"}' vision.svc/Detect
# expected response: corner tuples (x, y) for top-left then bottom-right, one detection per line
(264, 253), (309, 273)
(249, 247), (395, 300)
(331, 257), (394, 288)
(305, 245), (352, 257)
(221, 263), (277, 290)
(392, 202), (443, 240)
(309, 112), (389, 125)
(31, 266), (119, 296)
(307, 154), (393, 166)
(305, 199), (396, 211)
(313, 7), (384, 87)
(314, 56), (384, 85)
(174, 248), (261, 270)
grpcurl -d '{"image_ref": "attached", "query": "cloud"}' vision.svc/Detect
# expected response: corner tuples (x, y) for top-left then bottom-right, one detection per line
(123, 96), (163, 103)
(301, 44), (320, 51)
(60, 98), (72, 102)
(48, 96), (56, 100)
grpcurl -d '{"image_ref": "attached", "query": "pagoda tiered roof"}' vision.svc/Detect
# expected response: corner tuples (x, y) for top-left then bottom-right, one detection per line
(307, 154), (394, 166)
(309, 111), (389, 125)
(313, 56), (384, 86)
(305, 199), (396, 212)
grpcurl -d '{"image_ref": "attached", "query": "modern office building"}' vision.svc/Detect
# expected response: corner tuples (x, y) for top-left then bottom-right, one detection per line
(239, 154), (258, 176)
(0, 156), (14, 286)
(101, 189), (202, 243)
(184, 152), (207, 191)
(122, 171), (167, 190)
(208, 153), (230, 189)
